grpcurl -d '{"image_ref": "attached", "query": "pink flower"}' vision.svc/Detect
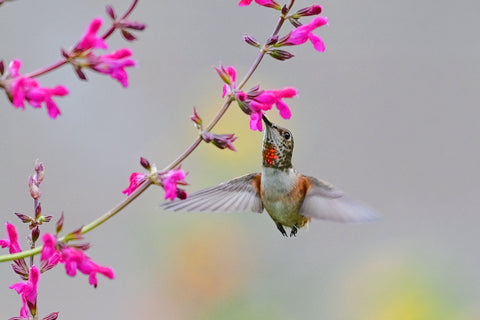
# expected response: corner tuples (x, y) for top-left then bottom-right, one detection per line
(10, 266), (40, 318)
(279, 16), (329, 52)
(0, 222), (21, 254)
(215, 65), (237, 98)
(75, 17), (108, 51)
(40, 233), (57, 261)
(238, 87), (298, 131)
(7, 60), (69, 119)
(238, 0), (280, 9)
(160, 169), (188, 201)
(85, 48), (136, 87)
(60, 246), (114, 288)
(122, 172), (147, 196)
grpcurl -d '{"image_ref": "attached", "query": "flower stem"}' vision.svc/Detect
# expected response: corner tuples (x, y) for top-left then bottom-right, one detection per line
(0, 2), (295, 264)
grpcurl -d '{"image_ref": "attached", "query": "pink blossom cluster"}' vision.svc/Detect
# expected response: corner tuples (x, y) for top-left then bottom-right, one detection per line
(1, 10), (143, 119)
(1, 221), (114, 318)
(70, 17), (137, 87)
(41, 233), (115, 288)
(123, 166), (188, 201)
(216, 65), (298, 131)
(6, 60), (69, 119)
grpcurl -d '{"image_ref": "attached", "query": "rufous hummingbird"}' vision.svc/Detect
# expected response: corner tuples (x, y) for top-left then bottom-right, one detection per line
(162, 115), (378, 236)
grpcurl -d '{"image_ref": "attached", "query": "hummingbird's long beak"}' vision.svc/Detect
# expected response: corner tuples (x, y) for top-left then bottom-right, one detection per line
(262, 114), (273, 128)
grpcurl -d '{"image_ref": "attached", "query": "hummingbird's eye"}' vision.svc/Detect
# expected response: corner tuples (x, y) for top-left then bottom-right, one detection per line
(283, 131), (291, 140)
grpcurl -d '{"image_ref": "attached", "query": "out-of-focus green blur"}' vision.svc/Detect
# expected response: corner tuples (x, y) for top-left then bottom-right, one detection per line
(1, 0), (479, 319)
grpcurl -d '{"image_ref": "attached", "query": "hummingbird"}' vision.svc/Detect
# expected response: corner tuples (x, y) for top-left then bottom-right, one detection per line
(162, 115), (378, 237)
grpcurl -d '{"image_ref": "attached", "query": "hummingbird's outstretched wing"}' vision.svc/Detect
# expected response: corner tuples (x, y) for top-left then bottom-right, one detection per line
(161, 173), (264, 213)
(299, 176), (379, 223)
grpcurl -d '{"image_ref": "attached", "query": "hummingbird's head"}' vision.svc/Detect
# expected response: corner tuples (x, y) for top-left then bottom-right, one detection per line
(262, 114), (294, 170)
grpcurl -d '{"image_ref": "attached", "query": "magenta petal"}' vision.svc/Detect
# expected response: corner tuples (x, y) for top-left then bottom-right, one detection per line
(249, 112), (263, 131)
(276, 101), (292, 119)
(308, 33), (325, 52)
(239, 0), (253, 6)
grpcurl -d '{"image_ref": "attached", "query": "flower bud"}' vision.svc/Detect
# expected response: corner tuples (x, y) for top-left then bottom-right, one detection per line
(266, 35), (279, 46)
(32, 226), (40, 243)
(14, 212), (33, 224)
(190, 107), (203, 129)
(56, 212), (64, 234)
(243, 34), (260, 48)
(121, 29), (137, 41)
(176, 188), (187, 200)
(0, 60), (4, 75)
(268, 49), (295, 61)
(106, 5), (116, 19)
(29, 176), (41, 200)
(293, 5), (322, 18)
(140, 157), (151, 170)
(121, 21), (146, 31)
(35, 203), (42, 220)
(202, 132), (237, 151)
(43, 312), (60, 320)
(215, 65), (233, 85)
(34, 160), (45, 184)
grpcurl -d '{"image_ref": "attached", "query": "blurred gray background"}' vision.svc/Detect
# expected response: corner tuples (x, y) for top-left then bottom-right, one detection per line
(1, 0), (479, 319)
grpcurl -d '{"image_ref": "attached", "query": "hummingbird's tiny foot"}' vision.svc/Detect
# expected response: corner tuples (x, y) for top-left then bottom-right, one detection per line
(276, 223), (288, 237)
(290, 225), (298, 237)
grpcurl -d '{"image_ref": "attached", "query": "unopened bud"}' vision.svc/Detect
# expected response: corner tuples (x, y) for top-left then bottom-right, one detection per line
(29, 176), (41, 200)
(289, 17), (302, 28)
(243, 34), (260, 48)
(106, 5), (116, 19)
(56, 212), (64, 234)
(294, 5), (322, 17)
(35, 203), (42, 219)
(0, 60), (4, 75)
(32, 226), (40, 243)
(121, 20), (146, 31)
(190, 107), (203, 129)
(34, 160), (45, 184)
(266, 35), (279, 46)
(42, 311), (60, 320)
(14, 212), (33, 224)
(140, 157), (151, 170)
(268, 49), (295, 61)
(176, 188), (187, 200)
(121, 29), (137, 41)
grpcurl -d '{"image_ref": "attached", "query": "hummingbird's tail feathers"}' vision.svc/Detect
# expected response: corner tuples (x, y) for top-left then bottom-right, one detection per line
(161, 173), (264, 213)
(300, 176), (379, 223)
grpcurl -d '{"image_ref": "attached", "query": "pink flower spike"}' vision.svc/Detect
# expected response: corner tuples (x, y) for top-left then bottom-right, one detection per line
(60, 247), (114, 288)
(0, 222), (22, 254)
(280, 16), (328, 52)
(161, 169), (188, 201)
(10, 265), (40, 318)
(122, 172), (147, 196)
(89, 48), (136, 87)
(75, 17), (108, 51)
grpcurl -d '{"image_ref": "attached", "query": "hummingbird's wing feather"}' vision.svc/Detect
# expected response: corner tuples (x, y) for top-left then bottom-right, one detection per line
(161, 173), (264, 213)
(299, 176), (379, 223)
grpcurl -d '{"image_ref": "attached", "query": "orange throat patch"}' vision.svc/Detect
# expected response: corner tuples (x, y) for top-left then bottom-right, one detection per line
(263, 145), (278, 166)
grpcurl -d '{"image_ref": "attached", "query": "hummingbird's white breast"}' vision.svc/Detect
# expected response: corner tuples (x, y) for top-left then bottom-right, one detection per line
(261, 167), (305, 227)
